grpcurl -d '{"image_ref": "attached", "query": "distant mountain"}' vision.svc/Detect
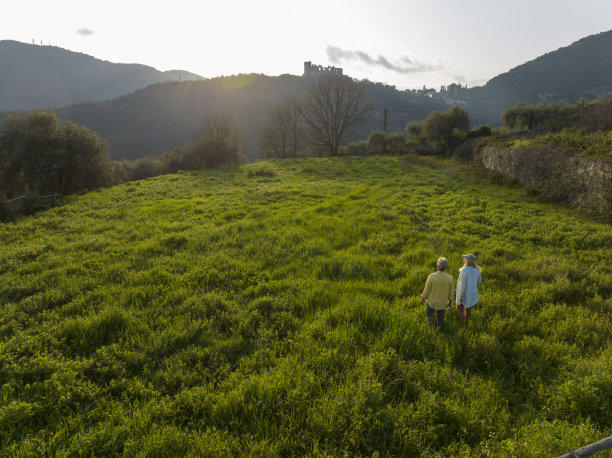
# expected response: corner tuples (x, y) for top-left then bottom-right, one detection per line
(0, 40), (204, 110)
(464, 30), (612, 122)
(54, 74), (446, 161)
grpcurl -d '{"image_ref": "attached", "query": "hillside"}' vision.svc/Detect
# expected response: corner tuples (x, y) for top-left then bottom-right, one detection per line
(0, 40), (204, 111)
(465, 30), (612, 122)
(484, 30), (612, 102)
(53, 74), (446, 161)
(3, 30), (612, 161)
(0, 156), (610, 456)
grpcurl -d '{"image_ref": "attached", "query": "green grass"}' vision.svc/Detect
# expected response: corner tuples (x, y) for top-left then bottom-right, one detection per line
(498, 128), (612, 159)
(1, 156), (611, 456)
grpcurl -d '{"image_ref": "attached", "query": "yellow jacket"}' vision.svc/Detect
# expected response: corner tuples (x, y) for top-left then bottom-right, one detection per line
(421, 271), (454, 310)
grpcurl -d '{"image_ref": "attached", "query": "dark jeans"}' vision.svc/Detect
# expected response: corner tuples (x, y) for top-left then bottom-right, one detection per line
(426, 304), (445, 327)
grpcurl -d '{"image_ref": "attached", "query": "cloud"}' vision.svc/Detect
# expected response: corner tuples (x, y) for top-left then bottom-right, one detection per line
(77, 28), (94, 36)
(327, 45), (440, 74)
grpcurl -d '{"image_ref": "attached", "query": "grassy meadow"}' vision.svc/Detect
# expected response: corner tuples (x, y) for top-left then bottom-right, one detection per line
(1, 156), (611, 456)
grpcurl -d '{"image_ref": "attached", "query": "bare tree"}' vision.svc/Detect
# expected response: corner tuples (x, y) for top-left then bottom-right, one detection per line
(300, 75), (373, 156)
(259, 97), (303, 158)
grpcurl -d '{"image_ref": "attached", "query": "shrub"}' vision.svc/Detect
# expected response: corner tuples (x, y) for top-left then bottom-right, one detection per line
(127, 157), (164, 181)
(464, 125), (492, 141)
(453, 137), (482, 161)
(387, 131), (408, 153)
(366, 131), (408, 155)
(339, 140), (368, 156)
(247, 163), (277, 178)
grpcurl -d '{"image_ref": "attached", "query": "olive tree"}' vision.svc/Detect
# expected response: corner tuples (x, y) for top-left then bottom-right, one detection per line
(386, 131), (407, 152)
(502, 104), (546, 130)
(60, 121), (114, 194)
(0, 110), (113, 197)
(422, 106), (470, 152)
(502, 103), (580, 131)
(367, 131), (387, 155)
(406, 106), (469, 153)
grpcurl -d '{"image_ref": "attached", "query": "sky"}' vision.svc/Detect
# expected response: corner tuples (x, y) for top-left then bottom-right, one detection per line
(2, 0), (612, 90)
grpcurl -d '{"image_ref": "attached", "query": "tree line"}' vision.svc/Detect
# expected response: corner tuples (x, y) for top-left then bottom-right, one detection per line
(0, 111), (243, 220)
(1, 75), (374, 219)
(500, 94), (612, 132)
(259, 76), (495, 159)
(3, 72), (610, 221)
(0, 74), (488, 221)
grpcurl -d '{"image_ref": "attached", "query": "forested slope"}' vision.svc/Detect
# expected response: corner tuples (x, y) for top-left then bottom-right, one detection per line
(54, 75), (446, 161)
(466, 30), (612, 122)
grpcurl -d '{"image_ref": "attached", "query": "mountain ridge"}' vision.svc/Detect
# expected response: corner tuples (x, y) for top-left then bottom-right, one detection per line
(462, 30), (612, 120)
(1, 30), (611, 160)
(483, 30), (612, 100)
(0, 40), (205, 110)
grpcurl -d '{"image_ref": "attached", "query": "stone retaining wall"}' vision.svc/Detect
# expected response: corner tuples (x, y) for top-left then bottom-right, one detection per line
(477, 146), (612, 217)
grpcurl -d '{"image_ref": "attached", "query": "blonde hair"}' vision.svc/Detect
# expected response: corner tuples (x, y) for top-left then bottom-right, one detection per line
(463, 258), (481, 270)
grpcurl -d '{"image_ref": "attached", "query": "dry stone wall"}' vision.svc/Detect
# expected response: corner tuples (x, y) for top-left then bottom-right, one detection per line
(478, 146), (612, 218)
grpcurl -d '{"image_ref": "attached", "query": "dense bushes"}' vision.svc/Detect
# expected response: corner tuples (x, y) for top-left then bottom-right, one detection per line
(0, 111), (244, 220)
(0, 111), (115, 199)
(339, 140), (369, 156)
(501, 94), (612, 133)
(0, 193), (64, 221)
(405, 106), (471, 154)
(501, 102), (579, 131)
(115, 114), (244, 182)
(366, 131), (409, 154)
(338, 131), (412, 156)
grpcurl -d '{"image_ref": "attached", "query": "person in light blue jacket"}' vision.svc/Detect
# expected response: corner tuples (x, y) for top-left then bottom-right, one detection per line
(456, 253), (481, 325)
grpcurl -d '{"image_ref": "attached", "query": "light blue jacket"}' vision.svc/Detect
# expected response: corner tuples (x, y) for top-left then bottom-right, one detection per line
(456, 265), (481, 308)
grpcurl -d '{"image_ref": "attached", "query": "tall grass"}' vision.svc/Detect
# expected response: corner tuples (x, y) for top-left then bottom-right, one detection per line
(0, 156), (610, 456)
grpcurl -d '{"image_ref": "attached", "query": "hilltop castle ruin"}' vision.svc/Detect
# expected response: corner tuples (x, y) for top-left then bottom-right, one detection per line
(303, 61), (343, 77)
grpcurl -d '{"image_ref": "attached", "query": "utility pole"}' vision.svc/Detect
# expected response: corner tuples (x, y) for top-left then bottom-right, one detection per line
(383, 108), (388, 133)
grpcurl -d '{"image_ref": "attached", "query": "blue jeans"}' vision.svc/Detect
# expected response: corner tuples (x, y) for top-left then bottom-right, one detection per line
(426, 304), (445, 327)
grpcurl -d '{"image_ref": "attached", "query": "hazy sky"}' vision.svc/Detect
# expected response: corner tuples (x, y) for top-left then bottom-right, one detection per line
(3, 0), (611, 90)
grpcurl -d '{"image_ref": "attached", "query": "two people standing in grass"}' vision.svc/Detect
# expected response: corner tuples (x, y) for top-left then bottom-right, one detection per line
(420, 254), (481, 327)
